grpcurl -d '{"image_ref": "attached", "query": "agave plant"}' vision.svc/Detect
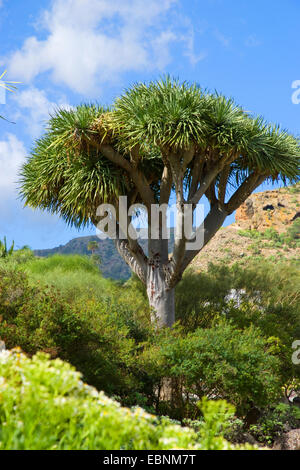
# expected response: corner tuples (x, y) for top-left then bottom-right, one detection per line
(0, 236), (14, 258)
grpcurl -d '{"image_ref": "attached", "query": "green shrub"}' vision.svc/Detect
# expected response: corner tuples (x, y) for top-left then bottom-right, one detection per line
(175, 260), (300, 387)
(175, 268), (230, 331)
(0, 349), (254, 450)
(183, 398), (238, 450)
(238, 221), (300, 248)
(287, 218), (300, 240)
(0, 254), (298, 435)
(249, 403), (300, 445)
(0, 267), (33, 319)
(140, 322), (282, 419)
(0, 265), (139, 396)
(25, 253), (100, 274)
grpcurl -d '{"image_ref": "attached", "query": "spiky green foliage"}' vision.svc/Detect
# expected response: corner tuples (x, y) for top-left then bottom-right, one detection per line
(21, 106), (126, 227)
(112, 79), (299, 184)
(20, 78), (299, 231)
(0, 237), (14, 258)
(112, 78), (210, 150)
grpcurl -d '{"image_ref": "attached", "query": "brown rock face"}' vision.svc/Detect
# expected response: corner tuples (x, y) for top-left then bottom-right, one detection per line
(235, 185), (300, 232)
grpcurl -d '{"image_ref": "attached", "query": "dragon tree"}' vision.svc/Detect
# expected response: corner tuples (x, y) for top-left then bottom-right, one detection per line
(20, 78), (300, 327)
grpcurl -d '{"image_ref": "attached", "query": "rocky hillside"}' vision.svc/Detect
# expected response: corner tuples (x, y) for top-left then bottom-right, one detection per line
(192, 183), (300, 272)
(235, 184), (300, 232)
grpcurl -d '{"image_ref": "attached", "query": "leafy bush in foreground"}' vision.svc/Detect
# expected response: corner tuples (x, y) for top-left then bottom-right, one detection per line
(140, 322), (282, 419)
(176, 260), (300, 391)
(0, 253), (298, 439)
(0, 261), (285, 422)
(0, 349), (254, 450)
(0, 265), (138, 396)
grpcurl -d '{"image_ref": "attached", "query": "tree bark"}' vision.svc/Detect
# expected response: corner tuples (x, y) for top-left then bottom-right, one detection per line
(146, 263), (175, 328)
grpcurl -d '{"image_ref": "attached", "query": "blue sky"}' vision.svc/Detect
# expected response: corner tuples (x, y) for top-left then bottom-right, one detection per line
(0, 0), (299, 249)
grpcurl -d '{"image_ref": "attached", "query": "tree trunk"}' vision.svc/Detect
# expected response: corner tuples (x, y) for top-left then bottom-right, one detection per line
(146, 264), (175, 328)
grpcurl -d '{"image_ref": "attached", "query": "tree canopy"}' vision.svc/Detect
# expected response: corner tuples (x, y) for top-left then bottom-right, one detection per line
(21, 79), (299, 223)
(20, 78), (300, 326)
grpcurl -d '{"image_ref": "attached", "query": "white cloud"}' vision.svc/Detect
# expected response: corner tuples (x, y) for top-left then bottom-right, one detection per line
(0, 134), (26, 198)
(151, 31), (178, 69)
(8, 0), (198, 94)
(183, 28), (207, 66)
(13, 87), (71, 138)
(0, 132), (96, 249)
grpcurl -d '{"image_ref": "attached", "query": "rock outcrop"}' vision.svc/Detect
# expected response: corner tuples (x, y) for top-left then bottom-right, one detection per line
(192, 184), (300, 272)
(235, 184), (300, 232)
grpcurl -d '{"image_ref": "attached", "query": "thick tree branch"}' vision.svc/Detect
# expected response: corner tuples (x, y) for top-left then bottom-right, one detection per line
(189, 154), (236, 206)
(94, 207), (148, 284)
(188, 156), (205, 201)
(179, 204), (229, 276)
(225, 172), (266, 214)
(85, 135), (156, 208)
(115, 216), (148, 284)
(182, 145), (196, 171)
(218, 165), (231, 204)
(168, 153), (187, 273)
(205, 179), (218, 207)
(115, 235), (147, 284)
(164, 147), (195, 284)
(178, 173), (266, 277)
(160, 163), (173, 205)
(168, 172), (266, 283)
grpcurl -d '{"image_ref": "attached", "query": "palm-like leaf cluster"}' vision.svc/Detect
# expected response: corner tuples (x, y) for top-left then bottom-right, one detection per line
(20, 106), (126, 227)
(20, 78), (299, 229)
(112, 79), (299, 182)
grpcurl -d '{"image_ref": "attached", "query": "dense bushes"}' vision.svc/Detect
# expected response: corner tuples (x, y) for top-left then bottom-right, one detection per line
(22, 254), (115, 302)
(139, 322), (282, 419)
(178, 261), (300, 392)
(0, 251), (299, 447)
(238, 218), (300, 248)
(0, 264), (141, 395)
(0, 261), (284, 420)
(249, 403), (300, 445)
(0, 349), (255, 450)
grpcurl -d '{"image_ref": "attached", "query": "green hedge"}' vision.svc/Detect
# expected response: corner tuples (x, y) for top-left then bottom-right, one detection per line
(0, 349), (254, 450)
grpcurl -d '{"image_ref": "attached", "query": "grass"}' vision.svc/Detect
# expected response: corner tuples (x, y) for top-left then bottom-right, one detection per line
(21, 254), (114, 302)
(238, 219), (300, 249)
